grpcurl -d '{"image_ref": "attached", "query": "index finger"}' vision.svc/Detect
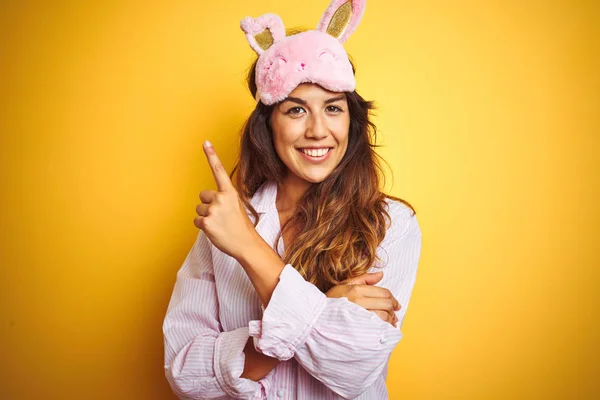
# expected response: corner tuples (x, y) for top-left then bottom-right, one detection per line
(203, 140), (233, 192)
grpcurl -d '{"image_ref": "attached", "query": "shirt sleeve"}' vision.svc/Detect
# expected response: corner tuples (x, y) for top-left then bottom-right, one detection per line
(163, 231), (272, 400)
(248, 206), (422, 399)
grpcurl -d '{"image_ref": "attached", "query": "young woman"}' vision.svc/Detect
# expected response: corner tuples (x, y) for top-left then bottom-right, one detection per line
(163, 1), (422, 399)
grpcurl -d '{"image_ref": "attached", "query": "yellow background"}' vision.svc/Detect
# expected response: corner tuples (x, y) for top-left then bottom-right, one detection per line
(1, 0), (598, 398)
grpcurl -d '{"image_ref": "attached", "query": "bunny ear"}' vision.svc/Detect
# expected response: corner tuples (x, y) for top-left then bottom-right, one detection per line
(317, 0), (366, 43)
(240, 13), (286, 55)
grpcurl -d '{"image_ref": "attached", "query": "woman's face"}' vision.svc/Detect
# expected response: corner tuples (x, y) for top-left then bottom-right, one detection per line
(270, 83), (350, 184)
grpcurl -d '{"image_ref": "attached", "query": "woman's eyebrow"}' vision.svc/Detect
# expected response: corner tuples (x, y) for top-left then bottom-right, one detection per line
(324, 95), (346, 104)
(284, 96), (307, 105)
(283, 95), (346, 106)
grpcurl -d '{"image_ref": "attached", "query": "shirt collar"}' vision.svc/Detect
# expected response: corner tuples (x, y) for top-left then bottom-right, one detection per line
(249, 180), (278, 214)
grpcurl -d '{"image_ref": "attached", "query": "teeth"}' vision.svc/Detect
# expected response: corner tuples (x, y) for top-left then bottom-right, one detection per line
(301, 148), (330, 157)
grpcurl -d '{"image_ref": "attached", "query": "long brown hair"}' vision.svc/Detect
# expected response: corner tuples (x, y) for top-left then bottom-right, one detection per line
(231, 52), (416, 293)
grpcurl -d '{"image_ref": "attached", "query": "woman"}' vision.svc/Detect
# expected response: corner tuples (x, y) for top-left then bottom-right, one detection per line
(163, 1), (422, 399)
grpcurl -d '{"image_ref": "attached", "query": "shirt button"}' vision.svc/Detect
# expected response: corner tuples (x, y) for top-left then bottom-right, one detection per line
(380, 337), (387, 344)
(277, 389), (285, 397)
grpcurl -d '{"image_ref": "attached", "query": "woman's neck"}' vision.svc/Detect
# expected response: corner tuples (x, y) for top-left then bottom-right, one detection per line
(276, 175), (311, 214)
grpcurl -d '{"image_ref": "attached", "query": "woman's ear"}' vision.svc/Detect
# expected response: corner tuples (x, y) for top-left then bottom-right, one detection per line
(317, 0), (366, 43)
(241, 13), (286, 55)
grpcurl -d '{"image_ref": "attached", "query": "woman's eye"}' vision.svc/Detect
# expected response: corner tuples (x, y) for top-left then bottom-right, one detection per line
(327, 105), (343, 113)
(286, 106), (305, 115)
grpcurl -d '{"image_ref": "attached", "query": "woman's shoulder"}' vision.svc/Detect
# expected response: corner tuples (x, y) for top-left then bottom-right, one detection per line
(381, 197), (421, 243)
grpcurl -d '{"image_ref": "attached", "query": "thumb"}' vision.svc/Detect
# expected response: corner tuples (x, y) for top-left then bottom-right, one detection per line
(345, 271), (384, 285)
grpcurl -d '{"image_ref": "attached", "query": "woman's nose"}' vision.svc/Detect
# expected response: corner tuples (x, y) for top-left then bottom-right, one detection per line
(305, 114), (328, 139)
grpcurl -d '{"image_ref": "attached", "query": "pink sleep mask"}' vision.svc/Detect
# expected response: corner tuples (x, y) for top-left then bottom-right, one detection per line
(240, 0), (367, 105)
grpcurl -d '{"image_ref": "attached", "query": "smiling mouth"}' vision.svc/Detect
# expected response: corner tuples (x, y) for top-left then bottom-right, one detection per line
(296, 147), (333, 157)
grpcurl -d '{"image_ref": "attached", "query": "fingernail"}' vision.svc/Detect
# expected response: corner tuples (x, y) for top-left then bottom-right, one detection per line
(204, 140), (215, 154)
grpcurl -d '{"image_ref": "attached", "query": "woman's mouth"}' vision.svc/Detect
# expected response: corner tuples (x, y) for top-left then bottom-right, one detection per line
(296, 147), (333, 163)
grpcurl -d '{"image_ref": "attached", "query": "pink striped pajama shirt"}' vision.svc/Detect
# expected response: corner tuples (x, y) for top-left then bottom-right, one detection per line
(163, 180), (422, 399)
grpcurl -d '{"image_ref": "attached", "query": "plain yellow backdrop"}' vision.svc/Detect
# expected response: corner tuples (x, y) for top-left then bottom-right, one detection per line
(1, 0), (598, 398)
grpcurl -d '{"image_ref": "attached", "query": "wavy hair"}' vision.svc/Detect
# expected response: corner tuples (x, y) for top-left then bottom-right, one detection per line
(231, 38), (416, 293)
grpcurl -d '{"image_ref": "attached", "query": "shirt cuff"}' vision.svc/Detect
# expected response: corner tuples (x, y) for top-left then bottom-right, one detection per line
(248, 264), (327, 360)
(213, 327), (270, 399)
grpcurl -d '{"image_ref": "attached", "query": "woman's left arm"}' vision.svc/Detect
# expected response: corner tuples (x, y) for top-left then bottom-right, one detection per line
(246, 208), (422, 399)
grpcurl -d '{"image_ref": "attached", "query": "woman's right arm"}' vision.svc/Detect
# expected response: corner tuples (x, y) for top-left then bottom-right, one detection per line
(163, 231), (273, 399)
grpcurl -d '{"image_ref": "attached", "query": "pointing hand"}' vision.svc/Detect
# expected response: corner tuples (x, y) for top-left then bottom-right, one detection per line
(194, 141), (260, 259)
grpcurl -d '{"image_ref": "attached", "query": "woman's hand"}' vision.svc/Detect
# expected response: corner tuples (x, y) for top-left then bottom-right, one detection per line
(325, 272), (401, 327)
(241, 337), (280, 381)
(194, 141), (260, 260)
